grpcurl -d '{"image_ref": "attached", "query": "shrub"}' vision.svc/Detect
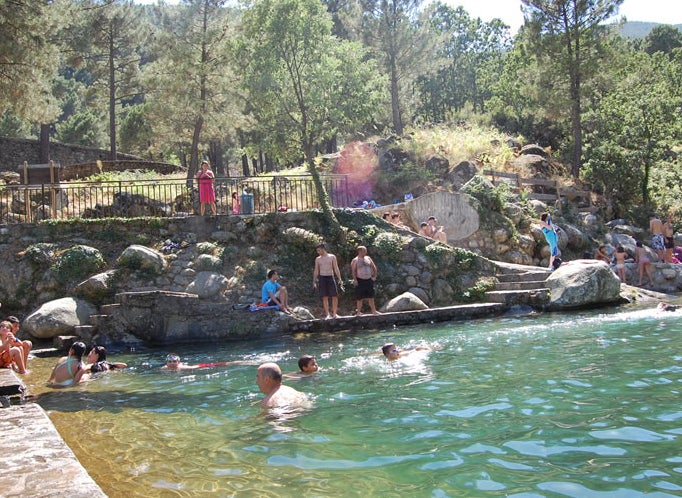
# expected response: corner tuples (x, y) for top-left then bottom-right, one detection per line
(52, 245), (106, 285)
(373, 232), (405, 262)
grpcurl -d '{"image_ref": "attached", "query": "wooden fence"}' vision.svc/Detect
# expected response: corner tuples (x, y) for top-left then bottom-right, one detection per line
(483, 169), (591, 205)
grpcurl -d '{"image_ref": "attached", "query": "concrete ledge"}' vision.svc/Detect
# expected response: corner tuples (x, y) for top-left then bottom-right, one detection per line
(0, 368), (25, 397)
(289, 303), (507, 333)
(0, 403), (106, 497)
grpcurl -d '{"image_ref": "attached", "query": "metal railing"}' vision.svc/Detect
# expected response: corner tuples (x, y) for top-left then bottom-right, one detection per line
(0, 174), (350, 224)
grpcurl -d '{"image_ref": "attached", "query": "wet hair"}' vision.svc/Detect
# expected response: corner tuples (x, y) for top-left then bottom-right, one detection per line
(70, 342), (86, 358)
(201, 160), (209, 166)
(298, 355), (315, 371)
(420, 222), (427, 228)
(391, 213), (400, 219)
(616, 246), (625, 253)
(89, 345), (107, 362)
(381, 343), (396, 357)
(232, 191), (238, 199)
(382, 212), (391, 220)
(540, 212), (549, 222)
(428, 216), (436, 221)
(267, 269), (277, 279)
(636, 241), (643, 248)
(316, 243), (326, 250)
(7, 316), (19, 324)
(90, 361), (109, 373)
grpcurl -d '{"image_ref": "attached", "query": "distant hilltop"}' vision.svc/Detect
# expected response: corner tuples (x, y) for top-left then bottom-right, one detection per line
(616, 21), (682, 39)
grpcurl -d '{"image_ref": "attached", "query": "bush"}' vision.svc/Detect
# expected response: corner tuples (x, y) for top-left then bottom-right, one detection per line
(52, 245), (106, 285)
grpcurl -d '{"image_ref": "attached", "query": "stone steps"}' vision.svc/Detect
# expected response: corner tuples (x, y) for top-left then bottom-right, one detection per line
(494, 280), (548, 291)
(486, 262), (552, 308)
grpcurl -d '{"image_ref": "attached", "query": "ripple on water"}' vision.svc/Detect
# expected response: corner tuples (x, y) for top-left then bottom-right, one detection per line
(589, 426), (676, 442)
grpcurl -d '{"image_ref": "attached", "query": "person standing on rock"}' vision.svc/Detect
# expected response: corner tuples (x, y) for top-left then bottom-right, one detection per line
(351, 245), (379, 316)
(197, 160), (217, 216)
(636, 241), (654, 287)
(539, 212), (559, 270)
(312, 243), (343, 319)
(664, 216), (675, 263)
(649, 213), (665, 262)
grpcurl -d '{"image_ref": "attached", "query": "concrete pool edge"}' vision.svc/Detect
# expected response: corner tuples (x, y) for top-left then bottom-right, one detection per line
(0, 370), (106, 497)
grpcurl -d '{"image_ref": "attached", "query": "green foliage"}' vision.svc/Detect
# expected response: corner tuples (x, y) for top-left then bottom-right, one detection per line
(282, 227), (323, 251)
(648, 158), (682, 221)
(0, 110), (32, 138)
(373, 232), (405, 262)
(582, 50), (681, 215)
(423, 242), (457, 270)
(52, 245), (106, 285)
(460, 175), (511, 214)
(55, 110), (107, 147)
(23, 243), (58, 267)
(458, 276), (496, 302)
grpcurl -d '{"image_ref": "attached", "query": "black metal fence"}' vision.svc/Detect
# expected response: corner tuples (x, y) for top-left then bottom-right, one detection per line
(0, 174), (350, 224)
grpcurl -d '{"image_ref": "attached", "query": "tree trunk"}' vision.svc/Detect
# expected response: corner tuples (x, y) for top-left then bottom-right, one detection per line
(39, 124), (50, 163)
(304, 140), (340, 235)
(108, 26), (117, 161)
(390, 55), (403, 135)
(187, 115), (204, 188)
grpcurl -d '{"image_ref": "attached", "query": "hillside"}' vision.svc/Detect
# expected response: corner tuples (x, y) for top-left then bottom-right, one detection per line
(616, 21), (682, 38)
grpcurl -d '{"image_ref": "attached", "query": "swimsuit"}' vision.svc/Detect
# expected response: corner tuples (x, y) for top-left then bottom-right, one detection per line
(0, 349), (12, 368)
(541, 226), (559, 256)
(317, 275), (338, 297)
(51, 357), (80, 387)
(651, 234), (665, 251)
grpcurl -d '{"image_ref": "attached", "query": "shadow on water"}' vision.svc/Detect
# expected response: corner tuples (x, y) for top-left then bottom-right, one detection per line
(32, 388), (236, 413)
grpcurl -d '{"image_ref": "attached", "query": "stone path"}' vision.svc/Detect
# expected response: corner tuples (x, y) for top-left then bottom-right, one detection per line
(0, 370), (106, 497)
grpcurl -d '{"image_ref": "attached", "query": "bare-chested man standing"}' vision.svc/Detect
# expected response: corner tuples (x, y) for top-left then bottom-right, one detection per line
(649, 214), (665, 262)
(312, 243), (343, 319)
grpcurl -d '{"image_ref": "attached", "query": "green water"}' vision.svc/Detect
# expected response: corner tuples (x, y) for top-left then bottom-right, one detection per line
(24, 305), (682, 497)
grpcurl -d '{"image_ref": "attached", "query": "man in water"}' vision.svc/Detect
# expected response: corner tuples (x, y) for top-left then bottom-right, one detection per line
(312, 243), (343, 319)
(162, 353), (201, 371)
(283, 355), (319, 379)
(256, 362), (308, 408)
(381, 342), (431, 362)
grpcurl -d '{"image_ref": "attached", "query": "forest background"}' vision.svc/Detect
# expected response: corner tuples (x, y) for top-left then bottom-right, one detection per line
(1, 0), (682, 224)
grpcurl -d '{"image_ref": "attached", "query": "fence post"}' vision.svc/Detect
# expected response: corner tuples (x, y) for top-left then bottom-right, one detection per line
(49, 160), (57, 219)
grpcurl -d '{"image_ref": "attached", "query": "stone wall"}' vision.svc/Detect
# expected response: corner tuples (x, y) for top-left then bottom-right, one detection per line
(0, 137), (140, 171)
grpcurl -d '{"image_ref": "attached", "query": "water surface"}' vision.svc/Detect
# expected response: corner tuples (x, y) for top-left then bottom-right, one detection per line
(24, 304), (682, 497)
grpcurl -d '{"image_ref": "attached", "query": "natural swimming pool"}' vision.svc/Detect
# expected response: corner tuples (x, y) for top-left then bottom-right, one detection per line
(23, 304), (682, 497)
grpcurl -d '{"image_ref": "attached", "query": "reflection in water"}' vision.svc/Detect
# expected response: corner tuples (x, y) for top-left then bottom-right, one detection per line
(21, 304), (682, 497)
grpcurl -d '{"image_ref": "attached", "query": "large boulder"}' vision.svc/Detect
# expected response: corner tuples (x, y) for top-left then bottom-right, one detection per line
(381, 292), (428, 312)
(185, 271), (228, 299)
(547, 260), (622, 310)
(116, 245), (167, 275)
(23, 297), (98, 339)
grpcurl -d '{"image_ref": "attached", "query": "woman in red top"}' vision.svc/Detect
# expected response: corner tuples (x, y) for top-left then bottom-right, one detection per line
(197, 160), (217, 216)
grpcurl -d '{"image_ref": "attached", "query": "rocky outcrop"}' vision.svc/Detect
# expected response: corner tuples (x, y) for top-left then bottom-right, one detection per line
(23, 297), (97, 339)
(547, 260), (623, 310)
(381, 292), (428, 312)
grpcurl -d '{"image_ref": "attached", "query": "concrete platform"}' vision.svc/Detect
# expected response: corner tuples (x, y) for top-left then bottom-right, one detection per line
(0, 369), (106, 497)
(289, 302), (507, 333)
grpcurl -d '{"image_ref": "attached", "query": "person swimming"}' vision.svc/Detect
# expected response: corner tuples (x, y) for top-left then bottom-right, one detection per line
(87, 345), (128, 373)
(48, 342), (87, 388)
